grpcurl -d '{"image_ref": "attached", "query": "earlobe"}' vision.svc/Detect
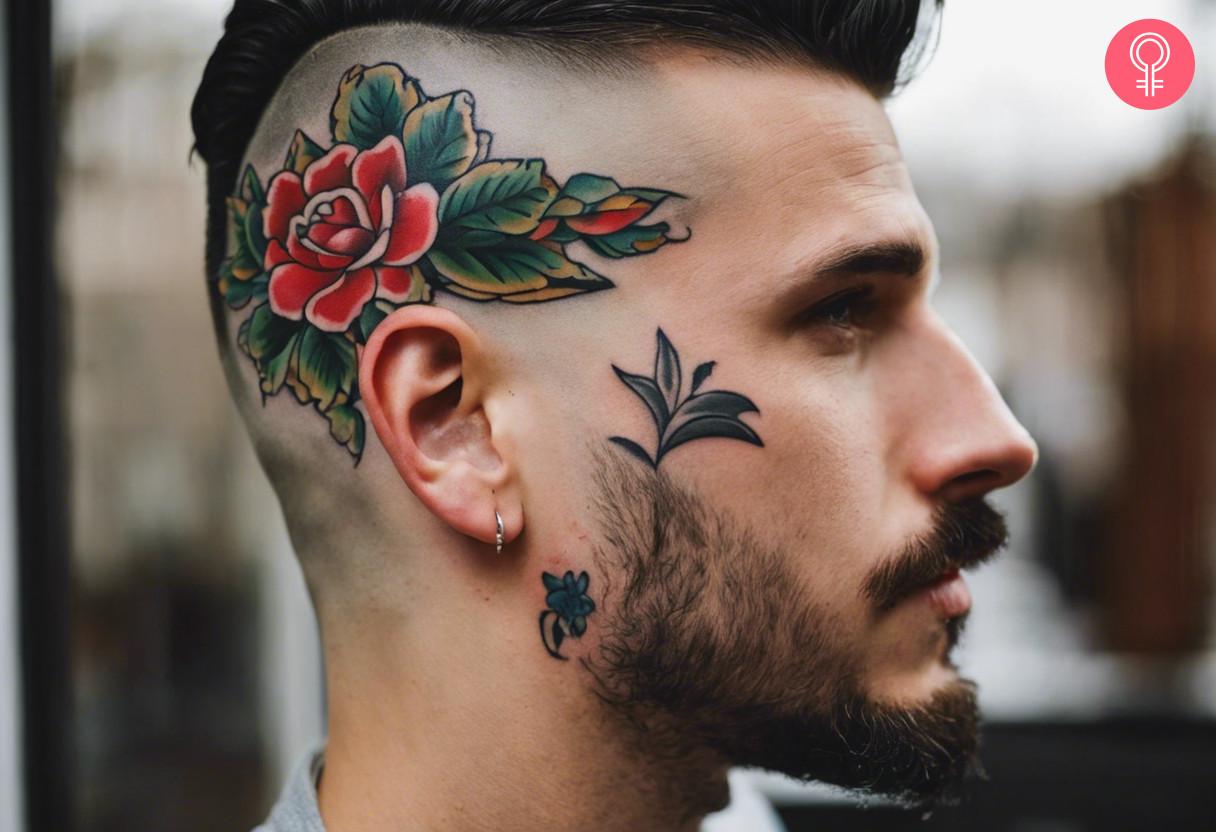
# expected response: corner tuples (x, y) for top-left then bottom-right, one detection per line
(359, 305), (520, 549)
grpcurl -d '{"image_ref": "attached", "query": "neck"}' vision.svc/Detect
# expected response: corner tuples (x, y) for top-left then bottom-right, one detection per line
(314, 596), (730, 832)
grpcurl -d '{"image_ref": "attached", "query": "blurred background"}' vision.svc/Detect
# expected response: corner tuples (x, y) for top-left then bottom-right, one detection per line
(1, 0), (1213, 830)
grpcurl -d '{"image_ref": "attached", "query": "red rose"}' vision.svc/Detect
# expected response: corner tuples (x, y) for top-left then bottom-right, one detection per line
(262, 135), (439, 332)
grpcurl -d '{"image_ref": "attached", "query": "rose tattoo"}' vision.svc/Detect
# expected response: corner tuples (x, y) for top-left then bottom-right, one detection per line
(216, 62), (686, 461)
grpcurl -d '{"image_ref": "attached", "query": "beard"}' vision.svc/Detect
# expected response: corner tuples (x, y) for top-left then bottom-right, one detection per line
(581, 441), (1008, 811)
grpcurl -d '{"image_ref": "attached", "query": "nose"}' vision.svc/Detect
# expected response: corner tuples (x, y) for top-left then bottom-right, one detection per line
(898, 310), (1039, 503)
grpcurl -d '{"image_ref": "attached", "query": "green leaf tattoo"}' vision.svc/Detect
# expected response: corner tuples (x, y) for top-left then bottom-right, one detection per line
(330, 62), (423, 149)
(295, 327), (357, 412)
(283, 129), (326, 175)
(609, 329), (763, 468)
(244, 303), (304, 397)
(437, 159), (557, 236)
(215, 61), (687, 463)
(402, 91), (480, 191)
(539, 570), (595, 660)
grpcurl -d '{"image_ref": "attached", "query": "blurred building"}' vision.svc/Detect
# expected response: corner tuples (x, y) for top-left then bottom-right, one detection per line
(54, 4), (322, 829)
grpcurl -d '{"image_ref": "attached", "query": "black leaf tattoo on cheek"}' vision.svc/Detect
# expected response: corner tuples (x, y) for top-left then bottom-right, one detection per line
(608, 328), (763, 468)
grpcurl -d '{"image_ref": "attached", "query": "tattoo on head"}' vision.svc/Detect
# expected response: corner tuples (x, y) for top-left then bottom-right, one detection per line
(216, 62), (686, 462)
(609, 328), (763, 468)
(539, 570), (596, 660)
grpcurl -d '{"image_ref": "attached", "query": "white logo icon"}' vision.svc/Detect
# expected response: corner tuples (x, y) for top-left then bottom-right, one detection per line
(1130, 32), (1170, 97)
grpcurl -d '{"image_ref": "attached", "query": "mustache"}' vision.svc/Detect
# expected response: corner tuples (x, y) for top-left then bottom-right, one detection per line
(863, 498), (1009, 612)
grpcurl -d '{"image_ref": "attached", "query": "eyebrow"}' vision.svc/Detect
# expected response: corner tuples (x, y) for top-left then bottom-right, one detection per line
(812, 239), (926, 282)
(771, 236), (933, 320)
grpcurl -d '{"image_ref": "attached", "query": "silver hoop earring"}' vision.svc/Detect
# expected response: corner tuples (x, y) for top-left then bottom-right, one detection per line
(494, 509), (504, 555)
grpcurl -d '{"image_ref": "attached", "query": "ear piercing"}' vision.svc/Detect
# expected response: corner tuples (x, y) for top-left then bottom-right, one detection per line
(495, 509), (504, 554)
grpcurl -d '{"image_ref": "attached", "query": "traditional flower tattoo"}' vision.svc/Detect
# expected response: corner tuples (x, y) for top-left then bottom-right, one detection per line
(609, 328), (763, 468)
(216, 62), (686, 461)
(539, 570), (595, 661)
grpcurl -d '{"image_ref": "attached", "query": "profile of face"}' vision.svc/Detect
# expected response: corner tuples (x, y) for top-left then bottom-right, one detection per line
(557, 68), (1036, 805)
(221, 31), (1038, 816)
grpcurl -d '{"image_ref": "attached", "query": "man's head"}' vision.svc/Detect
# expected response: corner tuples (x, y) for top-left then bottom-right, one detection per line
(193, 0), (1037, 815)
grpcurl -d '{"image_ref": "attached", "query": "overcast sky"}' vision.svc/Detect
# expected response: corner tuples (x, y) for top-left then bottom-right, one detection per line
(889, 0), (1213, 197)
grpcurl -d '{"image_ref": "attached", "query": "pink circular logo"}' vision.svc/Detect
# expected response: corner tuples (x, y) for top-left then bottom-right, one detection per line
(1106, 19), (1195, 110)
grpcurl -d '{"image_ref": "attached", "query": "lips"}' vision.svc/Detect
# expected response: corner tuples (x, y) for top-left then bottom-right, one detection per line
(862, 498), (1009, 613)
(917, 568), (972, 618)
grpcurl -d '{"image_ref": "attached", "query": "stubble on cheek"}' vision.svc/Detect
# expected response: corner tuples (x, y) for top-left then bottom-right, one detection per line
(579, 439), (863, 729)
(575, 439), (985, 808)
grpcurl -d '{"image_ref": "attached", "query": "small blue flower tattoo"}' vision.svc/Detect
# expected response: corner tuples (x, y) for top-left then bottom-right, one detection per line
(540, 570), (595, 660)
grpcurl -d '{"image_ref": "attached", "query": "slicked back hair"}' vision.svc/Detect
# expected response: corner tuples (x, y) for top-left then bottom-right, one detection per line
(191, 0), (941, 336)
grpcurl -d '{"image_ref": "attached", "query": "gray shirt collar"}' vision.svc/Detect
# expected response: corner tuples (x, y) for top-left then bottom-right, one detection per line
(252, 744), (326, 832)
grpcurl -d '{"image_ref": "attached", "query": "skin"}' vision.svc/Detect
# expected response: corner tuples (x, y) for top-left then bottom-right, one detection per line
(224, 24), (1038, 832)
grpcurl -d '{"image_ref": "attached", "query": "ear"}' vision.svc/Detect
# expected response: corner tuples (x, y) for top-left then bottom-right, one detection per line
(359, 304), (521, 549)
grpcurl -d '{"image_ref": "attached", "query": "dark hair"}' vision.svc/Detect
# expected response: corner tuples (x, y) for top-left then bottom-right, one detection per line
(191, 0), (941, 332)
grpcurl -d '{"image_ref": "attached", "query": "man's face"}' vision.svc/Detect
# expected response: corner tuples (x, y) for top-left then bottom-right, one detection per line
(519, 59), (1038, 804)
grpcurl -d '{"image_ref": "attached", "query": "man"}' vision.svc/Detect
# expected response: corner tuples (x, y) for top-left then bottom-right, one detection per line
(191, 1), (1038, 829)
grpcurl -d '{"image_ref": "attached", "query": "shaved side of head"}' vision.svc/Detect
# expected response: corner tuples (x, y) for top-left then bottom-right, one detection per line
(189, 0), (941, 656)
(210, 24), (711, 616)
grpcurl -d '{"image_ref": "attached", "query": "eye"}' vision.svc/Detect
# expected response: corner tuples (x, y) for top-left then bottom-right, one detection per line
(799, 286), (875, 329)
